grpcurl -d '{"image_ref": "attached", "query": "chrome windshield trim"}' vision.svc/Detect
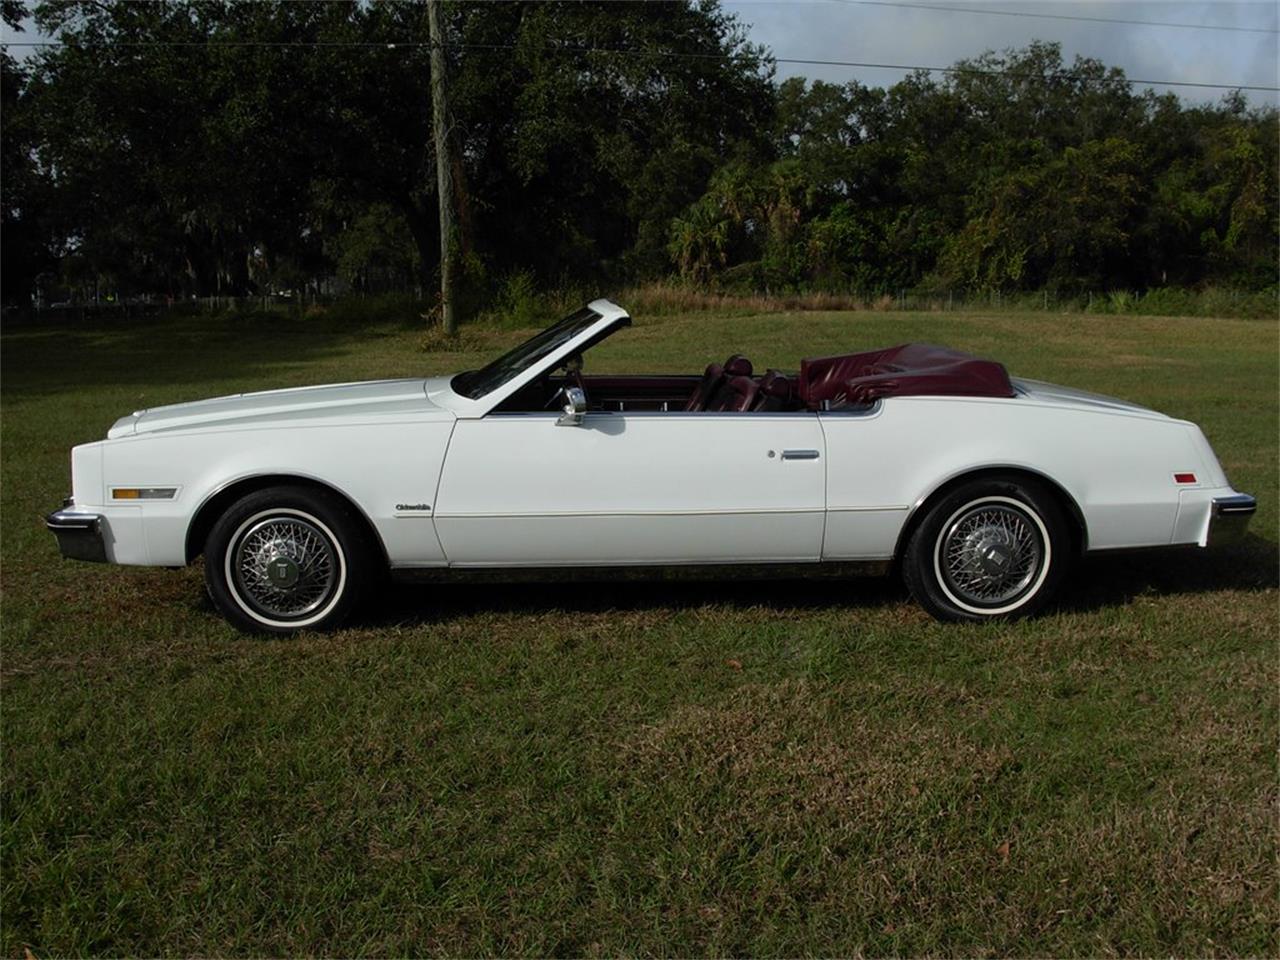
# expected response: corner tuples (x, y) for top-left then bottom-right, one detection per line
(428, 300), (632, 418)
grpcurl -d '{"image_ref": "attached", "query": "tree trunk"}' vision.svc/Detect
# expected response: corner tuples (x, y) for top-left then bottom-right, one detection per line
(426, 0), (456, 334)
(404, 201), (440, 296)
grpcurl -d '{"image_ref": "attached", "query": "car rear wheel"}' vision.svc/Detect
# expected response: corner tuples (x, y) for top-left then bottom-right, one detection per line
(204, 485), (374, 634)
(903, 476), (1069, 622)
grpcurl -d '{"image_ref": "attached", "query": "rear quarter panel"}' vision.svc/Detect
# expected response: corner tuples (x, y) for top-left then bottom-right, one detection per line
(820, 395), (1201, 559)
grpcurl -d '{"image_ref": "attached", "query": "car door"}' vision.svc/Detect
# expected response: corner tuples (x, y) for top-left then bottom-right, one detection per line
(432, 409), (826, 566)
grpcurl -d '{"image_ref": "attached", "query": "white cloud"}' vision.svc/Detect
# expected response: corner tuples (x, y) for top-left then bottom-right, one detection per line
(724, 0), (1279, 106)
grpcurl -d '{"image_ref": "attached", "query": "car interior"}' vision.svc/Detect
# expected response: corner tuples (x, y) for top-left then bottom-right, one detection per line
(492, 343), (1015, 415)
(494, 353), (807, 414)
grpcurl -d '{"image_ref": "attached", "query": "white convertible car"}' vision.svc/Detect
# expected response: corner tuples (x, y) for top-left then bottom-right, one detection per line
(47, 299), (1255, 632)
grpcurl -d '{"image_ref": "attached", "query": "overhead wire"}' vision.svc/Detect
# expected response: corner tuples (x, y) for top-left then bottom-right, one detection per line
(823, 0), (1280, 34)
(1, 38), (1276, 93)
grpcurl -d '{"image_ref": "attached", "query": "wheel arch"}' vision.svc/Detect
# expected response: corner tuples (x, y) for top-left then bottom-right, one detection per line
(892, 465), (1088, 565)
(185, 473), (390, 566)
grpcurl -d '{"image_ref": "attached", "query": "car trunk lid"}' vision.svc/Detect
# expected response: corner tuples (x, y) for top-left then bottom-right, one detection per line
(1011, 378), (1169, 419)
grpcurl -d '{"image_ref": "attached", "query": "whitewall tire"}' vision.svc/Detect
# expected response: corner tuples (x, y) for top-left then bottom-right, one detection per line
(904, 476), (1069, 622)
(204, 486), (375, 634)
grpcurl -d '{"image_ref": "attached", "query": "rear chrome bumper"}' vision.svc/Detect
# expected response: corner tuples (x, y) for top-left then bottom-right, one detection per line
(1208, 493), (1256, 545)
(46, 499), (108, 563)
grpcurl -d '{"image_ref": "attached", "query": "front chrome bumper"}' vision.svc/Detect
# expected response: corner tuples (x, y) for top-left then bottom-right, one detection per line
(46, 499), (108, 563)
(1208, 493), (1257, 545)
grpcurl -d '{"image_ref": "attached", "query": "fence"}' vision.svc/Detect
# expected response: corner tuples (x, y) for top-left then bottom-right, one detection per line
(7, 292), (344, 325)
(5, 285), (1275, 325)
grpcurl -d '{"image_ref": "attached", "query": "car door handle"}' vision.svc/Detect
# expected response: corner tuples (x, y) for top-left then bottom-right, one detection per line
(781, 449), (820, 461)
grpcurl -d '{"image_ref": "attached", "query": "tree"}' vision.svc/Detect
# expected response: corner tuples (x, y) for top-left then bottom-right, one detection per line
(2, 48), (50, 304)
(938, 138), (1144, 290)
(8, 12), (1275, 304)
(17, 0), (772, 301)
(678, 41), (1277, 294)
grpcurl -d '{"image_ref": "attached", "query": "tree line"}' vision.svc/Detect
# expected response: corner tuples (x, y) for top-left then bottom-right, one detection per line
(2, 0), (1275, 309)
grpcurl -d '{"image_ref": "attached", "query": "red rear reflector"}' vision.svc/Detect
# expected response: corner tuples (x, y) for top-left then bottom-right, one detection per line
(1174, 473), (1197, 484)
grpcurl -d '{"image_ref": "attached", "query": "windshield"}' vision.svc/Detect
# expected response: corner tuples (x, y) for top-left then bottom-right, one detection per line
(451, 307), (603, 400)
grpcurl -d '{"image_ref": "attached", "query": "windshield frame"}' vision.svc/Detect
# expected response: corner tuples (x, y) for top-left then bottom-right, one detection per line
(430, 300), (632, 418)
(451, 307), (603, 400)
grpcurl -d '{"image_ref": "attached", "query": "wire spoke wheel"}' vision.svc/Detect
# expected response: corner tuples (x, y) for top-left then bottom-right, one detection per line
(231, 514), (338, 620)
(938, 500), (1044, 608)
(906, 481), (1065, 623)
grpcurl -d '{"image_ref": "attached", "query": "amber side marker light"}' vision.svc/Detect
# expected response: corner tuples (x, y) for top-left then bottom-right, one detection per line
(111, 487), (178, 500)
(1173, 473), (1198, 484)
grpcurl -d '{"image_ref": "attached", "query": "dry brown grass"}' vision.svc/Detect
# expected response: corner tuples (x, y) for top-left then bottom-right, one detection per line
(619, 281), (887, 315)
(625, 679), (1010, 828)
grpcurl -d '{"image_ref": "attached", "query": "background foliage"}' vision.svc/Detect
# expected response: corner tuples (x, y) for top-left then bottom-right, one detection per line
(1, 1), (1276, 307)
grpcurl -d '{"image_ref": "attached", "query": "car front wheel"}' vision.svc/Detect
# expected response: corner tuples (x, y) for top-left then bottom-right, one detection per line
(204, 486), (373, 634)
(903, 476), (1069, 622)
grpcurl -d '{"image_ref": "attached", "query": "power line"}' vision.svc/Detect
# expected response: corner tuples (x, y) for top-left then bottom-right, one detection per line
(2, 38), (1277, 92)
(837, 64), (1277, 93)
(769, 56), (1279, 92)
(1, 40), (402, 47)
(826, 0), (1280, 34)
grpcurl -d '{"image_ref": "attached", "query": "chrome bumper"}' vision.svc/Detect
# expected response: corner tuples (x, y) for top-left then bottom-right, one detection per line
(1208, 493), (1256, 545)
(46, 499), (108, 563)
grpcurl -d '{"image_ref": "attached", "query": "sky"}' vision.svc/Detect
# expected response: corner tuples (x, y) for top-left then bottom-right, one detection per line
(2, 0), (1277, 107)
(723, 0), (1279, 106)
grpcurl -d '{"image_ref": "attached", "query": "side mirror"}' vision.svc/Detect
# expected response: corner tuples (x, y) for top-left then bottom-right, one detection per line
(556, 386), (587, 427)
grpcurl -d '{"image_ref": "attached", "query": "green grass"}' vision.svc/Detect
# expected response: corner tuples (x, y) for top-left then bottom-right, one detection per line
(2, 304), (1276, 956)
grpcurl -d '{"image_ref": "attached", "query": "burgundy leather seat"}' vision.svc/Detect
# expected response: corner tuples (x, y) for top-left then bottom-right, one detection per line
(753, 369), (793, 411)
(707, 375), (759, 412)
(705, 355), (754, 409)
(684, 362), (725, 411)
(686, 354), (755, 412)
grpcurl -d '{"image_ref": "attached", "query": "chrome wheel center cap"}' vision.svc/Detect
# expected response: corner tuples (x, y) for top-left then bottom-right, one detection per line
(940, 502), (1043, 607)
(265, 555), (300, 589)
(976, 538), (1010, 577)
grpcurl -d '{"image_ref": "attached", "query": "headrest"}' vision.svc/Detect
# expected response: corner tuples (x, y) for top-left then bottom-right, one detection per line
(724, 354), (753, 377)
(759, 369), (792, 399)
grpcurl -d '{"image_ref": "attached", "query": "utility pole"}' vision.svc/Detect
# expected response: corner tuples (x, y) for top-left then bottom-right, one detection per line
(426, 0), (456, 334)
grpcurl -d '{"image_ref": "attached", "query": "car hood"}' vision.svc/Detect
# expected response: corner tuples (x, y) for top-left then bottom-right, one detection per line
(1011, 378), (1170, 419)
(108, 378), (454, 438)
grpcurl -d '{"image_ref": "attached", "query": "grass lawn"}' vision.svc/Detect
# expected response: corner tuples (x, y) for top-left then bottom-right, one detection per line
(2, 304), (1276, 956)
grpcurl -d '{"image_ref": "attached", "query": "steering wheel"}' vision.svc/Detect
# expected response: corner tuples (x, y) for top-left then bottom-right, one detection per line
(543, 353), (588, 409)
